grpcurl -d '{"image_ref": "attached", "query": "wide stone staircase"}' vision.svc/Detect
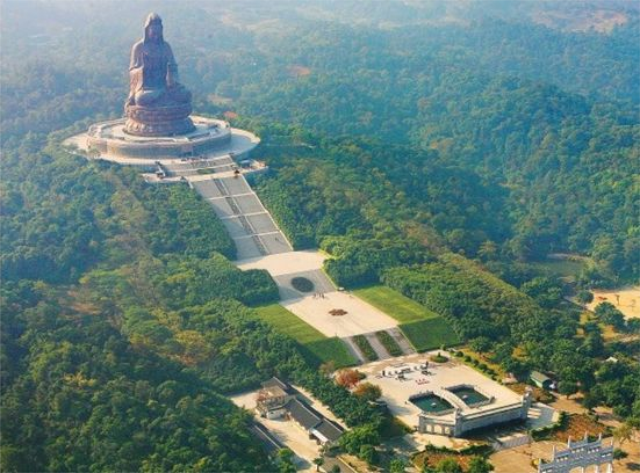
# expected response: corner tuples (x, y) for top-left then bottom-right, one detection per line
(188, 172), (293, 260)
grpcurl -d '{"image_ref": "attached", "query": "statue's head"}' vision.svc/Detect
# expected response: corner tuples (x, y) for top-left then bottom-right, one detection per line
(144, 13), (163, 43)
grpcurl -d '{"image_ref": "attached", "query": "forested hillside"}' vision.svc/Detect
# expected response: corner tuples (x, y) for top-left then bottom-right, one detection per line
(0, 144), (385, 470)
(234, 32), (639, 282)
(1, 0), (639, 469)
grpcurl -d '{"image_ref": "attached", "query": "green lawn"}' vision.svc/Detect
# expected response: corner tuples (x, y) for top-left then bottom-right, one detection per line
(399, 318), (461, 352)
(302, 338), (357, 369)
(253, 304), (356, 368)
(375, 331), (403, 357)
(253, 304), (325, 344)
(355, 285), (460, 353)
(354, 285), (440, 323)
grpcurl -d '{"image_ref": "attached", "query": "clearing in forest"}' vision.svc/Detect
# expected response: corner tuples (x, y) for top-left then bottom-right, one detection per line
(587, 285), (640, 319)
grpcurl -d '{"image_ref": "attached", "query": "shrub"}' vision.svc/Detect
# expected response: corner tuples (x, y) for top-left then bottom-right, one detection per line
(359, 444), (378, 465)
(430, 352), (448, 363)
(613, 448), (628, 460)
(291, 276), (315, 293)
(576, 290), (594, 304)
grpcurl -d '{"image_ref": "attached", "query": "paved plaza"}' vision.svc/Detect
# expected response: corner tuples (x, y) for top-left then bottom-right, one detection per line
(238, 251), (399, 336)
(236, 250), (328, 275)
(282, 291), (399, 338)
(273, 270), (336, 300)
(237, 251), (337, 299)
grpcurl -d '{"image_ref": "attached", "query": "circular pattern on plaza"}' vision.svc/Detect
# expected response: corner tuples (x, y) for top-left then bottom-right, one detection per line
(291, 277), (315, 293)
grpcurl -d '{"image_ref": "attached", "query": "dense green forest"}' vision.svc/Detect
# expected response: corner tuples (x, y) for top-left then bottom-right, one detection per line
(2, 0), (638, 281)
(0, 147), (383, 470)
(1, 0), (639, 470)
(241, 41), (639, 283)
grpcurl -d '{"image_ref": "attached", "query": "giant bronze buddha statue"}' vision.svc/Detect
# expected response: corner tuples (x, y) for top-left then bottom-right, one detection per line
(124, 13), (195, 136)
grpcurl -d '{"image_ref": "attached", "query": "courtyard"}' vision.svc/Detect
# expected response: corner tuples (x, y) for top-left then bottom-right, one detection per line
(356, 353), (556, 440)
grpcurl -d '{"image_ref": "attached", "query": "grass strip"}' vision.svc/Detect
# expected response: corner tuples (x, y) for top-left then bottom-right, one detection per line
(353, 334), (379, 361)
(375, 331), (403, 356)
(253, 304), (325, 344)
(302, 338), (357, 369)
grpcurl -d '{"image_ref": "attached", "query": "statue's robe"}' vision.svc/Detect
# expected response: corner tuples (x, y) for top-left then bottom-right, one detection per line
(128, 39), (179, 106)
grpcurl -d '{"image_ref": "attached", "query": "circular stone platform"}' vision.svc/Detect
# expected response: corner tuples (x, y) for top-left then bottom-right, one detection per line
(82, 116), (243, 161)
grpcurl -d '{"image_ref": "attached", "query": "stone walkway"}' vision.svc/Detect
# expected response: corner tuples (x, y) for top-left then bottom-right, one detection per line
(170, 158), (400, 340)
(341, 337), (367, 364)
(188, 174), (293, 260)
(364, 332), (391, 360)
(348, 329), (417, 361)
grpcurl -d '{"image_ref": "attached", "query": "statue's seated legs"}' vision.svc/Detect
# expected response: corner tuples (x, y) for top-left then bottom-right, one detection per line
(134, 85), (191, 107)
(167, 85), (191, 104)
(125, 90), (195, 136)
(134, 88), (165, 106)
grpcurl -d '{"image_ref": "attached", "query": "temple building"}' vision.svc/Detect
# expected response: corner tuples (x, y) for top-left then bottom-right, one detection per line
(256, 378), (344, 446)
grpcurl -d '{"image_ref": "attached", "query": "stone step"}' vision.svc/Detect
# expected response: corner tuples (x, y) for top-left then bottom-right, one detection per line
(234, 236), (263, 260)
(220, 211), (269, 221)
(492, 434), (531, 451)
(251, 235), (268, 255)
(207, 192), (254, 201)
(165, 156), (234, 173)
(238, 215), (255, 234)
(168, 164), (235, 177)
(225, 196), (241, 215)
(213, 178), (229, 196)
